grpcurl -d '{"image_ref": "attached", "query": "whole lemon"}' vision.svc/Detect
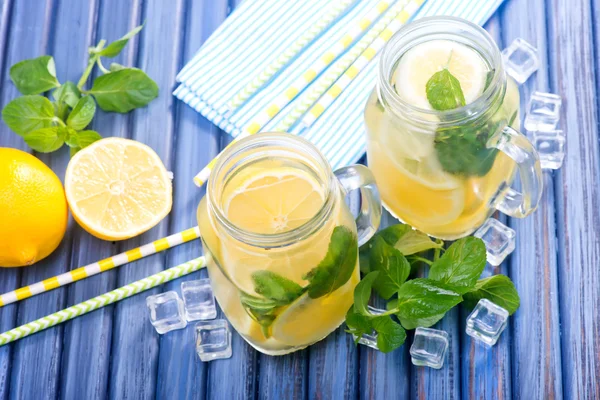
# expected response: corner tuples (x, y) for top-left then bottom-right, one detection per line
(0, 148), (68, 267)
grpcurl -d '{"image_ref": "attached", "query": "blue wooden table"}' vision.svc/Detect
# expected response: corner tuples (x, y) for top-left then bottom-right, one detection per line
(0, 0), (598, 398)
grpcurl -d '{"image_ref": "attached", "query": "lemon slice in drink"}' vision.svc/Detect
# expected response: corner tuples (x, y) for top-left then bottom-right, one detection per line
(65, 138), (172, 240)
(393, 39), (488, 109)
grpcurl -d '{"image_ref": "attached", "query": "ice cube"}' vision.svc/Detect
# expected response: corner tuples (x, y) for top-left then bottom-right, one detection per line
(466, 299), (509, 346)
(146, 291), (187, 334)
(410, 327), (449, 369)
(474, 218), (516, 266)
(181, 279), (217, 321)
(531, 130), (565, 170)
(502, 38), (540, 84)
(352, 306), (384, 350)
(524, 91), (561, 131)
(195, 319), (232, 361)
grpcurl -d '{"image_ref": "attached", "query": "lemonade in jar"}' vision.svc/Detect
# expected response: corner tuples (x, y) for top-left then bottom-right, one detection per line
(365, 17), (543, 239)
(197, 133), (381, 355)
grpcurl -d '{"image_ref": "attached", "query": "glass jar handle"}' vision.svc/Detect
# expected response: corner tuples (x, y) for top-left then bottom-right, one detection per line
(334, 164), (382, 246)
(489, 126), (544, 218)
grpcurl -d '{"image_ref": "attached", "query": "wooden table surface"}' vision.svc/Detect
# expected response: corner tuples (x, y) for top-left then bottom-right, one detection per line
(0, 0), (598, 399)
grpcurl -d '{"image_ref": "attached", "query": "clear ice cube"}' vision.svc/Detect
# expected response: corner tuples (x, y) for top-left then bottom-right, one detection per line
(352, 306), (383, 350)
(502, 38), (540, 84)
(466, 299), (509, 346)
(410, 327), (449, 369)
(531, 130), (565, 170)
(195, 319), (232, 361)
(181, 279), (217, 321)
(146, 291), (187, 334)
(524, 92), (562, 131)
(473, 218), (516, 266)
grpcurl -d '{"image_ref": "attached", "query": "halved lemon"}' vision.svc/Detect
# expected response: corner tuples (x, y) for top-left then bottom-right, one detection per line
(65, 137), (172, 240)
(392, 39), (488, 109)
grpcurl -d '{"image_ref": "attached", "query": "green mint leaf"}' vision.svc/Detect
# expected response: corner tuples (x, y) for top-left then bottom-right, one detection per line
(463, 275), (520, 315)
(66, 130), (102, 156)
(88, 69), (159, 113)
(23, 126), (67, 153)
(360, 224), (441, 273)
(109, 63), (128, 72)
(395, 278), (462, 330)
(508, 110), (518, 127)
(251, 270), (304, 305)
(369, 236), (410, 299)
(345, 307), (373, 342)
(434, 121), (500, 177)
(428, 237), (486, 294)
(483, 69), (495, 92)
(372, 316), (407, 353)
(426, 68), (466, 111)
(303, 226), (358, 299)
(239, 292), (280, 338)
(53, 81), (81, 108)
(2, 95), (56, 136)
(353, 271), (379, 316)
(66, 96), (96, 130)
(9, 56), (60, 95)
(95, 24), (144, 58)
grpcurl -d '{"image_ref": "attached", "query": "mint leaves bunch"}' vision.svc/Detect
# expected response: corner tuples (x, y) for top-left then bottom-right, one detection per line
(1, 25), (158, 155)
(345, 224), (520, 353)
(426, 67), (516, 177)
(240, 226), (358, 337)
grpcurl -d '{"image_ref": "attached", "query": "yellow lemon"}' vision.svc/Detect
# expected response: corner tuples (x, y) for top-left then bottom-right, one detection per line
(65, 137), (172, 241)
(0, 148), (68, 267)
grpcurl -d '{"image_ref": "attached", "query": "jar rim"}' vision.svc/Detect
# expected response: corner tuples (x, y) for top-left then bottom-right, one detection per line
(378, 16), (506, 127)
(207, 132), (337, 248)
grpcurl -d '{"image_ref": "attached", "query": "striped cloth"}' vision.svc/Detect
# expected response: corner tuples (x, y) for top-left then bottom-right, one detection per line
(174, 0), (506, 170)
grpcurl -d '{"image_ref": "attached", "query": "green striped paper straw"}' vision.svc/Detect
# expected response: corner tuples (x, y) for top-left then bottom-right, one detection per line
(0, 257), (206, 346)
(226, 0), (354, 111)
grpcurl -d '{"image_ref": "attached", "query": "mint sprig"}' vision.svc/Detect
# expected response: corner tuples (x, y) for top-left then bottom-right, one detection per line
(1, 24), (158, 155)
(346, 223), (521, 353)
(426, 68), (466, 111)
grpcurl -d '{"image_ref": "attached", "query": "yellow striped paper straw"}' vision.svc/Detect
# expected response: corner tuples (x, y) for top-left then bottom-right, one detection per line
(193, 0), (395, 187)
(0, 226), (201, 307)
(227, 0), (355, 111)
(0, 257), (206, 346)
(279, 0), (424, 131)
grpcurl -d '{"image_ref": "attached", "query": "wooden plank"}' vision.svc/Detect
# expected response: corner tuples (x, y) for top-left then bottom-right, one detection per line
(58, 1), (142, 399)
(547, 0), (600, 397)
(359, 211), (411, 400)
(155, 0), (229, 399)
(3, 1), (95, 399)
(497, 0), (564, 398)
(458, 16), (512, 400)
(106, 0), (185, 398)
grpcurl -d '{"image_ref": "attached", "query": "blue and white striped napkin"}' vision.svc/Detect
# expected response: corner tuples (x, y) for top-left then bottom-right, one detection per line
(175, 0), (506, 170)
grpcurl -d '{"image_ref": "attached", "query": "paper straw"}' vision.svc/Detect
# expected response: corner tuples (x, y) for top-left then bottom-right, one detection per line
(0, 257), (206, 346)
(0, 226), (201, 307)
(279, 0), (424, 131)
(193, 0), (395, 187)
(226, 0), (355, 111)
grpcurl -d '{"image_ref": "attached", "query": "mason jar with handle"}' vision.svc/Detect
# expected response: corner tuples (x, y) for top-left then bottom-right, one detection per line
(364, 16), (543, 240)
(197, 132), (381, 355)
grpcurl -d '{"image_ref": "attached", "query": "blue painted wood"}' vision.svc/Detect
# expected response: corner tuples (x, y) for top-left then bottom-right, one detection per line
(59, 1), (142, 398)
(548, 0), (600, 398)
(2, 0), (600, 398)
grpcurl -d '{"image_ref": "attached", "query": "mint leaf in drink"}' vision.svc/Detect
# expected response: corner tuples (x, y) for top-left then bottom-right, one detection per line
(66, 96), (96, 130)
(53, 81), (81, 108)
(304, 226), (358, 299)
(426, 68), (466, 111)
(360, 224), (441, 273)
(369, 236), (410, 299)
(463, 275), (520, 314)
(345, 307), (373, 342)
(428, 237), (486, 294)
(1, 95), (56, 136)
(483, 69), (495, 92)
(372, 316), (406, 353)
(66, 130), (102, 156)
(353, 271), (379, 316)
(95, 24), (144, 58)
(394, 278), (462, 330)
(23, 126), (67, 153)
(10, 56), (60, 95)
(239, 292), (280, 337)
(252, 270), (305, 304)
(88, 68), (159, 113)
